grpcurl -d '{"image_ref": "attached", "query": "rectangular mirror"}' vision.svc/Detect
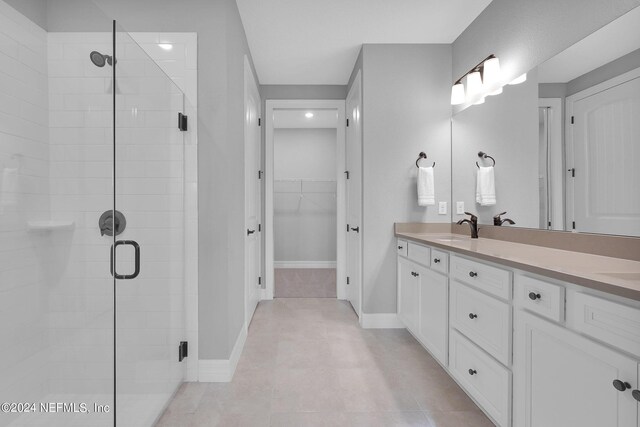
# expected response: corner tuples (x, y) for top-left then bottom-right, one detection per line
(452, 6), (640, 237)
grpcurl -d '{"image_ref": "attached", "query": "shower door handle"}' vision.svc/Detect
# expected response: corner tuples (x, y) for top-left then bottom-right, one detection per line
(111, 240), (141, 279)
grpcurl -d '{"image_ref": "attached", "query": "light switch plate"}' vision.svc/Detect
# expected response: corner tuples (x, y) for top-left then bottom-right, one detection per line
(438, 201), (447, 215)
(456, 201), (465, 214)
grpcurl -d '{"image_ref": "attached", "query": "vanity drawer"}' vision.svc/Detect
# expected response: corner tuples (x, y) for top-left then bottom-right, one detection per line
(408, 242), (430, 267)
(567, 292), (640, 357)
(450, 255), (512, 300)
(430, 249), (449, 275)
(449, 329), (511, 427)
(450, 280), (511, 366)
(397, 239), (408, 257)
(515, 274), (565, 323)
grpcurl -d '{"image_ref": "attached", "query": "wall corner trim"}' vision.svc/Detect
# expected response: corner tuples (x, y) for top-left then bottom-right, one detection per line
(360, 313), (405, 329)
(198, 324), (248, 382)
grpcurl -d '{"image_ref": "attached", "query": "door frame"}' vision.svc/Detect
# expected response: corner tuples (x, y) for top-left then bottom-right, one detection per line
(345, 71), (363, 319)
(565, 66), (640, 231)
(264, 99), (346, 300)
(538, 98), (564, 230)
(244, 56), (261, 326)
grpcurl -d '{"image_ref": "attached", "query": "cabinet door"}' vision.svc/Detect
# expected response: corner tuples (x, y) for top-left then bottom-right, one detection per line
(514, 310), (638, 427)
(398, 257), (419, 333)
(418, 266), (448, 366)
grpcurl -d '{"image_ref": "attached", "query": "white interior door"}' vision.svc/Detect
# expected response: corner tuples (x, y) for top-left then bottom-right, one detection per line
(244, 57), (261, 326)
(346, 72), (362, 317)
(569, 73), (640, 236)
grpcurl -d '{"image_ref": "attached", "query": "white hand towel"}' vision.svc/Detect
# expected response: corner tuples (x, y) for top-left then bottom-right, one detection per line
(476, 166), (496, 206)
(417, 166), (435, 206)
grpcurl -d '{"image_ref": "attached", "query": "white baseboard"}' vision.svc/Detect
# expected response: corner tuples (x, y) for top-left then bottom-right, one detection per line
(274, 261), (337, 269)
(198, 324), (248, 382)
(360, 313), (405, 329)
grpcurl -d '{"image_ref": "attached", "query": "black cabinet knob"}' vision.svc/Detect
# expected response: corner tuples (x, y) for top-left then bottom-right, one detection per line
(433, 258), (440, 263)
(398, 246), (403, 250)
(247, 229), (255, 235)
(469, 271), (478, 277)
(468, 313), (478, 319)
(468, 369), (477, 375)
(528, 292), (541, 301)
(612, 379), (631, 392)
(632, 389), (640, 402)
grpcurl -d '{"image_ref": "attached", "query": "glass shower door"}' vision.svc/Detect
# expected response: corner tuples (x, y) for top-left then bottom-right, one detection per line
(112, 25), (186, 427)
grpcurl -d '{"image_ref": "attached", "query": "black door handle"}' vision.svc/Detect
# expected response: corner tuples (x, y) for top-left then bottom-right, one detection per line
(350, 226), (359, 233)
(247, 229), (255, 235)
(111, 240), (140, 279)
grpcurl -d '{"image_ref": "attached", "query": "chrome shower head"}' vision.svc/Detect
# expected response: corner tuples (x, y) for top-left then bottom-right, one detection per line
(90, 50), (113, 67)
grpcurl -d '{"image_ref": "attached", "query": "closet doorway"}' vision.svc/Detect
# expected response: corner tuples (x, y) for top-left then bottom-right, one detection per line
(264, 100), (346, 300)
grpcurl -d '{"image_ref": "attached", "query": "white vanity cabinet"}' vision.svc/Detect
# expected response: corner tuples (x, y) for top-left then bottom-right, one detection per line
(397, 241), (448, 366)
(514, 310), (638, 427)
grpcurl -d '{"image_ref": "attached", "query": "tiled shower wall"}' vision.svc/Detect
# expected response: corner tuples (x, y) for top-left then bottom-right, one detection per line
(0, 0), (50, 412)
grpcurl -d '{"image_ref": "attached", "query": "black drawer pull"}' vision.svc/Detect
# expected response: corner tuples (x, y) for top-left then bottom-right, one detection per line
(433, 258), (440, 263)
(468, 313), (478, 319)
(528, 292), (541, 301)
(469, 271), (478, 277)
(612, 380), (631, 392)
(468, 369), (477, 376)
(247, 229), (255, 235)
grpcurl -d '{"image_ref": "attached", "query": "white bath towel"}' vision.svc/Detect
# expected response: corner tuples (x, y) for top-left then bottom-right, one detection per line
(417, 166), (435, 206)
(476, 166), (496, 206)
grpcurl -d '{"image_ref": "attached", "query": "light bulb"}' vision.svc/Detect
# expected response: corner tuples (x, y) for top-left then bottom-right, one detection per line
(483, 56), (502, 96)
(450, 82), (465, 105)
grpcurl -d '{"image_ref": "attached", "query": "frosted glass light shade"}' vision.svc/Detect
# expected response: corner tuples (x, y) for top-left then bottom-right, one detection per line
(483, 57), (502, 95)
(451, 83), (465, 105)
(473, 97), (485, 105)
(466, 71), (483, 104)
(509, 73), (527, 85)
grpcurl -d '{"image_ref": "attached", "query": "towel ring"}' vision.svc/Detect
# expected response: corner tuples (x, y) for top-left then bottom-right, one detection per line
(476, 151), (495, 168)
(416, 152), (435, 168)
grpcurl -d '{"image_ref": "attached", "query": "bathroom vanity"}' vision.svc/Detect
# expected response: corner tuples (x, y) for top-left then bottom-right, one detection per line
(395, 224), (640, 427)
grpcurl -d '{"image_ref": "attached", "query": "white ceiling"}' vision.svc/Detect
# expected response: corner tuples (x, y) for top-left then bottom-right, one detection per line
(236, 0), (493, 85)
(538, 6), (640, 83)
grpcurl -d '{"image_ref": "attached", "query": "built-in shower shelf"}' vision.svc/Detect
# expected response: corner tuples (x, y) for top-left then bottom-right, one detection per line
(27, 221), (75, 232)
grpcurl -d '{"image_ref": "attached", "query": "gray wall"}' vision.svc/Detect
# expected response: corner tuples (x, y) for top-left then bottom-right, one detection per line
(48, 0), (260, 360)
(567, 47), (640, 95)
(261, 85), (347, 100)
(452, 69), (540, 228)
(452, 0), (640, 102)
(357, 44), (452, 314)
(4, 0), (47, 29)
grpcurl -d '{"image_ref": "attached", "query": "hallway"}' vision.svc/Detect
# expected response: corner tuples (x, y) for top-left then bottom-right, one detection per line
(156, 298), (493, 426)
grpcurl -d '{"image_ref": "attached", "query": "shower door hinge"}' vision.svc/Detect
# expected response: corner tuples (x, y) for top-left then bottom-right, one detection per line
(258, 276), (262, 285)
(568, 168), (575, 177)
(346, 277), (350, 285)
(258, 118), (261, 126)
(572, 221), (576, 230)
(178, 341), (188, 362)
(178, 113), (188, 131)
(258, 224), (261, 232)
(346, 224), (350, 232)
(344, 170), (350, 179)
(571, 116), (574, 124)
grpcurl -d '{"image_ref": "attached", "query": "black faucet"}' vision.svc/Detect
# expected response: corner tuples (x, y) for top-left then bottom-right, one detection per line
(493, 212), (516, 226)
(457, 212), (478, 238)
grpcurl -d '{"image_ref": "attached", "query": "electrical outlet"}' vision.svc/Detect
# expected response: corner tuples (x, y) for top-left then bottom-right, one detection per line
(438, 201), (447, 215)
(456, 201), (465, 215)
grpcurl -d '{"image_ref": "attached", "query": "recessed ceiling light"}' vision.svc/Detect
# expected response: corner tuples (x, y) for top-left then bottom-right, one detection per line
(305, 112), (314, 118)
(158, 43), (173, 51)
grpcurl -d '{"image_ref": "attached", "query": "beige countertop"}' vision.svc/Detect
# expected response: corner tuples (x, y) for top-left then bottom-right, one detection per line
(395, 231), (640, 302)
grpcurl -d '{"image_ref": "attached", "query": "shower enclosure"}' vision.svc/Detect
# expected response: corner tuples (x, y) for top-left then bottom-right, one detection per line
(0, 1), (189, 425)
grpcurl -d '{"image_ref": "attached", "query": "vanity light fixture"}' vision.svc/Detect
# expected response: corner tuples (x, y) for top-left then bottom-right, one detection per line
(450, 54), (503, 105)
(509, 73), (527, 85)
(305, 112), (314, 118)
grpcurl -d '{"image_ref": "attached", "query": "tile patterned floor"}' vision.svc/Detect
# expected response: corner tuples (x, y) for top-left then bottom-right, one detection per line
(274, 269), (337, 298)
(155, 298), (494, 427)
